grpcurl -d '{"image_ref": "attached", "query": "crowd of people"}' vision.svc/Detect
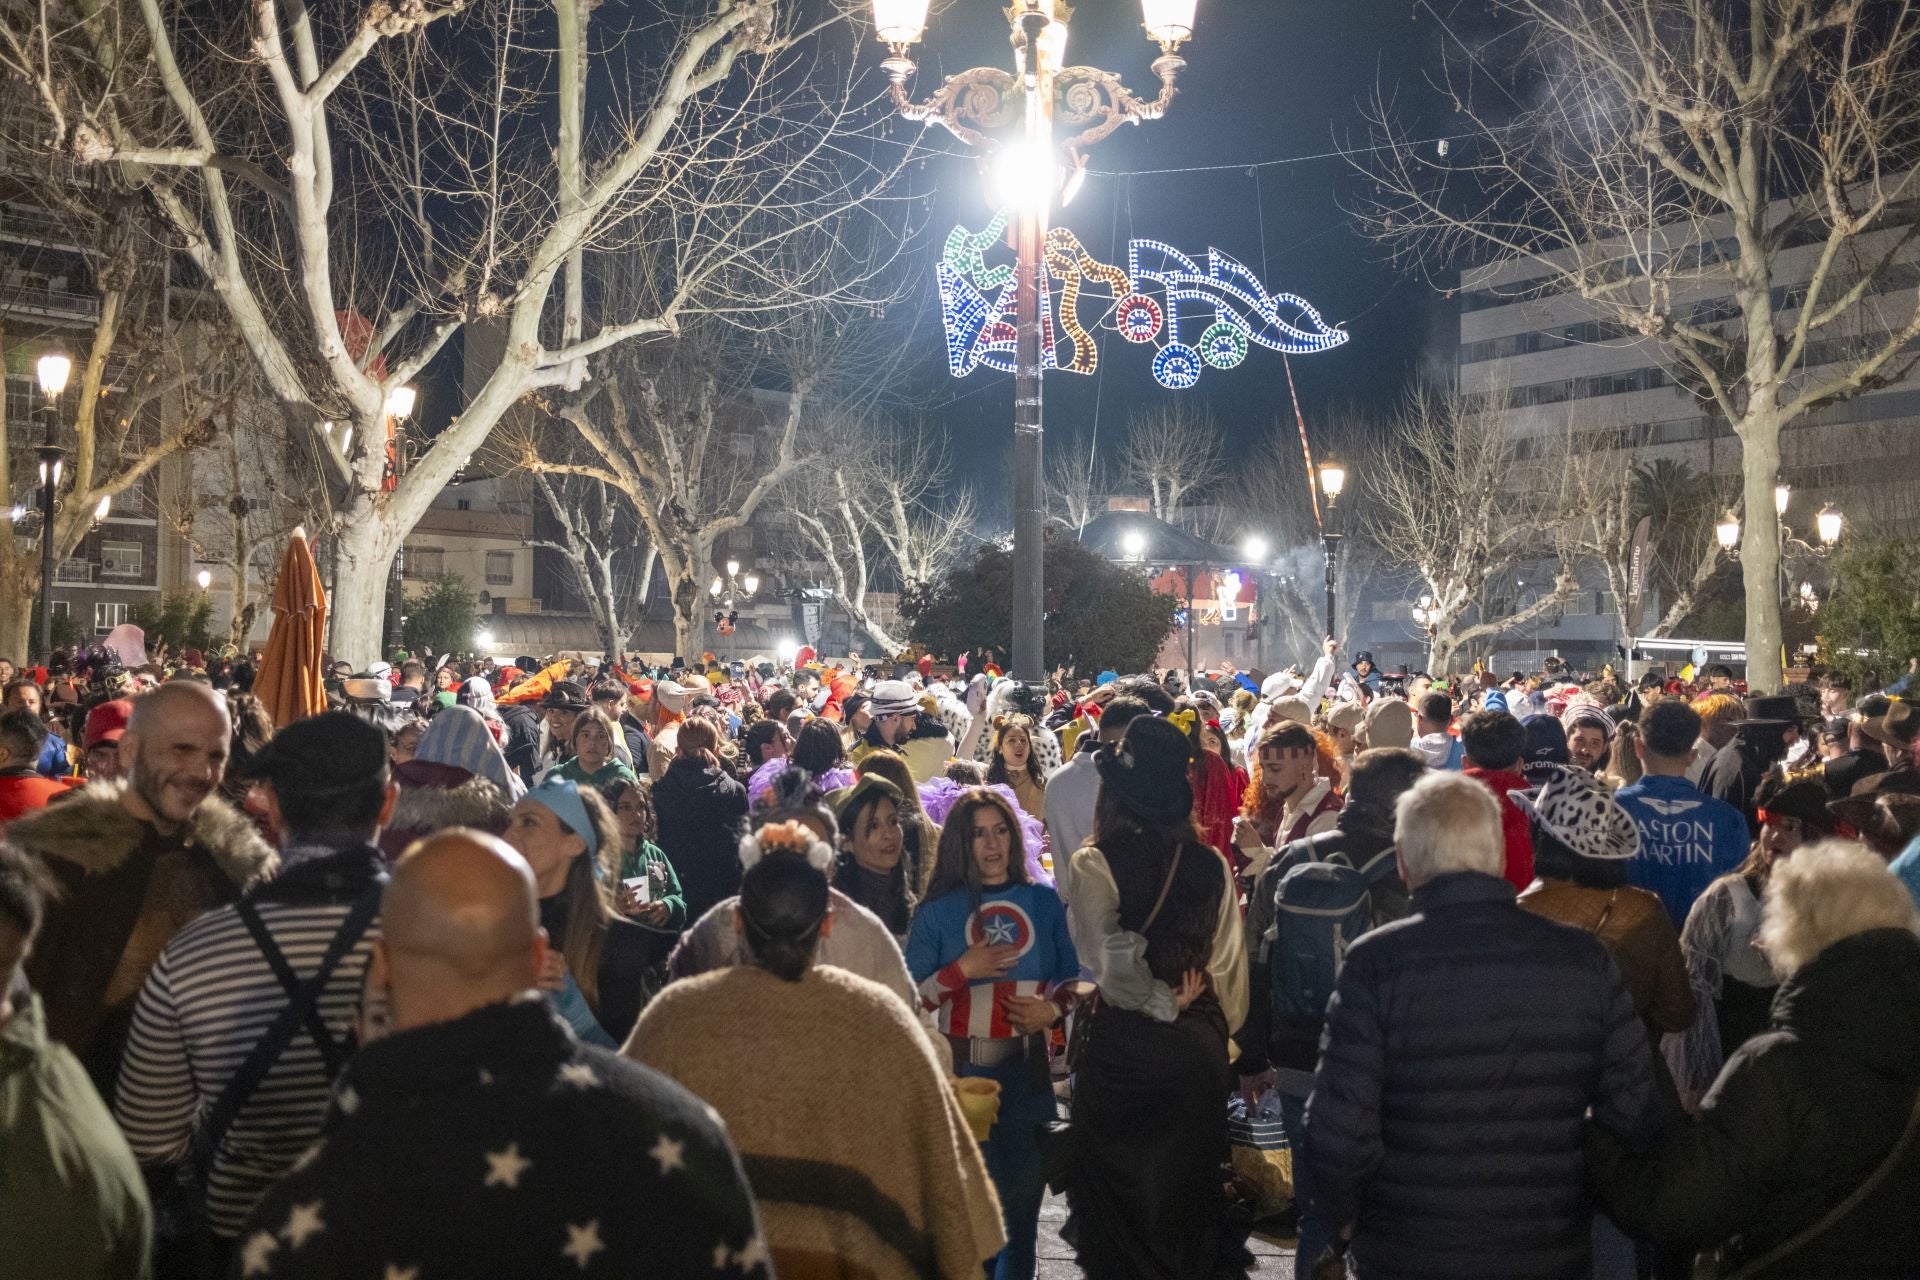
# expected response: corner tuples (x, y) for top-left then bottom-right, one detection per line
(1, 634), (1918, 1279)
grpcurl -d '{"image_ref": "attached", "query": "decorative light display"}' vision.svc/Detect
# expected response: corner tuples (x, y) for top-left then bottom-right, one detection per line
(937, 215), (1349, 388)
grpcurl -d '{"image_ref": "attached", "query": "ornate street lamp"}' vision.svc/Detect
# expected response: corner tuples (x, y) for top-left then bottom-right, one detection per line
(1816, 505), (1843, 545)
(1716, 511), (1741, 552)
(872, 0), (1198, 680)
(1317, 458), (1346, 638)
(712, 561), (759, 654)
(34, 350), (71, 659)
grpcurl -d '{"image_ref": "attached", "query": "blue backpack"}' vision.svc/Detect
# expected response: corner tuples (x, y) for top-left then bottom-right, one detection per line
(1270, 843), (1395, 1032)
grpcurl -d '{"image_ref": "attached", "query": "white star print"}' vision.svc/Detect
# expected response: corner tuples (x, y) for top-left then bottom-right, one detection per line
(336, 1084), (360, 1115)
(562, 1220), (605, 1269)
(485, 1142), (532, 1189)
(384, 1268), (419, 1280)
(240, 1230), (278, 1277)
(281, 1201), (326, 1249)
(558, 1062), (600, 1089)
(650, 1134), (685, 1175)
(734, 1235), (770, 1271)
(983, 915), (1019, 944)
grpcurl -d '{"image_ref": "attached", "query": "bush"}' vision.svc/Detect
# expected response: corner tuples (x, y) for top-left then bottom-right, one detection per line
(900, 532), (1180, 674)
(401, 573), (479, 659)
(1817, 535), (1920, 687)
(129, 591), (215, 653)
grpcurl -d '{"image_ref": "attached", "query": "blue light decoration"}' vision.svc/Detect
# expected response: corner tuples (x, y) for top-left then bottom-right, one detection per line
(936, 218), (1349, 389)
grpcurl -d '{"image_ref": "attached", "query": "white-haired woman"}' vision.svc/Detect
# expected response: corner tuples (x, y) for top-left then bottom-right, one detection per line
(1587, 840), (1920, 1277)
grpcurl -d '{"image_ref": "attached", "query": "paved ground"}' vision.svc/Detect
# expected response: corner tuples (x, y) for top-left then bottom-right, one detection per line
(1034, 1190), (1299, 1278)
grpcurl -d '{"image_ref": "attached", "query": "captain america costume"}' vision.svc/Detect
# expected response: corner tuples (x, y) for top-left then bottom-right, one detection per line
(904, 882), (1080, 1038)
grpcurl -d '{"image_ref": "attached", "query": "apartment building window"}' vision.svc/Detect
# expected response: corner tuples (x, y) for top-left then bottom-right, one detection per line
(486, 551), (514, 586)
(49, 600), (68, 619)
(94, 601), (128, 635)
(100, 541), (142, 577)
(407, 545), (444, 578)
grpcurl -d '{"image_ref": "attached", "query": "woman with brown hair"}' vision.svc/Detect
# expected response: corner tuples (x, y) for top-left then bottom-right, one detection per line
(1064, 715), (1249, 1279)
(906, 787), (1077, 1280)
(986, 713), (1049, 822)
(502, 778), (669, 1046)
(856, 748), (941, 895)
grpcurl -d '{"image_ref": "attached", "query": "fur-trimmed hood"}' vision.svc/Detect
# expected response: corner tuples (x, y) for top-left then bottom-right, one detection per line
(7, 780), (277, 889)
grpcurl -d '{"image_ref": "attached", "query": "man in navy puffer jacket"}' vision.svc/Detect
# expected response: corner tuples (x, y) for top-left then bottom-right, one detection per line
(1301, 771), (1660, 1280)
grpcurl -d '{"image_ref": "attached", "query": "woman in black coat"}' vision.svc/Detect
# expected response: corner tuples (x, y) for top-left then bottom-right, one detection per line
(1586, 839), (1920, 1278)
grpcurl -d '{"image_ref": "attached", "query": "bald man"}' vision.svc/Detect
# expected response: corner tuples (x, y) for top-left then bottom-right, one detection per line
(236, 830), (771, 1279)
(12, 681), (275, 1090)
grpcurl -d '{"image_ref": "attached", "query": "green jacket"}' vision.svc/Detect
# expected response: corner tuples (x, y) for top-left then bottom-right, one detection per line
(551, 756), (640, 800)
(0, 984), (152, 1279)
(617, 839), (687, 932)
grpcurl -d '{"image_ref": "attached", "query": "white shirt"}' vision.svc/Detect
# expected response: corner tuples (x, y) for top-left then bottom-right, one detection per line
(1044, 750), (1101, 902)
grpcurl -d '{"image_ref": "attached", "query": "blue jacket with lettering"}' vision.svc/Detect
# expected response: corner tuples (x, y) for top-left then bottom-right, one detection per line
(1614, 774), (1751, 928)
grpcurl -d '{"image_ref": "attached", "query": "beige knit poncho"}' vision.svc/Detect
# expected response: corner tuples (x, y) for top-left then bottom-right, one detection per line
(625, 964), (1004, 1280)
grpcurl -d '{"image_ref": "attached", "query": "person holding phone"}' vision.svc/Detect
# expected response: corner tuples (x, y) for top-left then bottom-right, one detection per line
(605, 779), (685, 933)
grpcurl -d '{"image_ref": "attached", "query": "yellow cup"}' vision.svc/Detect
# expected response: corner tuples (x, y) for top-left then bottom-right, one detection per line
(953, 1076), (1002, 1143)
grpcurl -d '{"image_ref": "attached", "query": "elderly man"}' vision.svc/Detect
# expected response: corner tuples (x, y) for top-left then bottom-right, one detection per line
(234, 830), (767, 1278)
(1301, 771), (1658, 1280)
(11, 682), (275, 1090)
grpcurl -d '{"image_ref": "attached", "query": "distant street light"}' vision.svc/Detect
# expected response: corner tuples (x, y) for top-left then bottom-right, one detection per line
(196, 569), (212, 591)
(1317, 458), (1347, 637)
(1121, 529), (1147, 559)
(1242, 534), (1270, 563)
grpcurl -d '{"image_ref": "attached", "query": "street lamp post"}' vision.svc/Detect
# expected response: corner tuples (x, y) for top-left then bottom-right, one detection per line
(1242, 534), (1269, 671)
(711, 560), (760, 660)
(871, 0), (1197, 682)
(1317, 458), (1346, 640)
(34, 351), (71, 661)
(1411, 591), (1437, 669)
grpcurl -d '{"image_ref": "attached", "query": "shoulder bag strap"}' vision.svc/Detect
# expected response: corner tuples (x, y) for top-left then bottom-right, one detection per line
(187, 882), (382, 1186)
(1139, 845), (1187, 935)
(1728, 1085), (1920, 1280)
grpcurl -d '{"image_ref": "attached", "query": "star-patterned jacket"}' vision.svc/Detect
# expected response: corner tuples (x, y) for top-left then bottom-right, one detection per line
(230, 996), (768, 1280)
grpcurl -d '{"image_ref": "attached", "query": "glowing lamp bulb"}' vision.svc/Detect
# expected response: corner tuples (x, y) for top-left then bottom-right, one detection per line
(476, 629), (494, 651)
(385, 384), (417, 419)
(870, 0), (930, 44)
(1716, 513), (1741, 551)
(742, 574), (760, 595)
(1774, 483), (1791, 517)
(710, 578), (723, 597)
(989, 141), (1060, 215)
(1816, 505), (1842, 545)
(36, 351), (71, 397)
(1243, 535), (1270, 563)
(196, 569), (212, 590)
(1318, 459), (1347, 499)
(95, 494), (111, 522)
(1139, 0), (1196, 46)
(1121, 529), (1147, 558)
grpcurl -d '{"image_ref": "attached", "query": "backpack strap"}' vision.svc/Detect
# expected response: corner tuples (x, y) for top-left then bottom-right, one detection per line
(187, 881), (383, 1188)
(1140, 845), (1187, 934)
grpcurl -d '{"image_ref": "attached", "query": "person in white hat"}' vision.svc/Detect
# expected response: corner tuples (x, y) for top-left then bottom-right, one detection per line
(646, 680), (691, 783)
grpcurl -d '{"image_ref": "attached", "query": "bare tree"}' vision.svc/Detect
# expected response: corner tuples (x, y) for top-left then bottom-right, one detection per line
(775, 413), (978, 654)
(0, 195), (221, 659)
(166, 370), (333, 648)
(1349, 0), (1920, 689)
(1121, 402), (1225, 526)
(1366, 385), (1581, 672)
(1569, 451), (1733, 648)
(1046, 442), (1110, 533)
(523, 468), (654, 662)
(5, 0), (909, 663)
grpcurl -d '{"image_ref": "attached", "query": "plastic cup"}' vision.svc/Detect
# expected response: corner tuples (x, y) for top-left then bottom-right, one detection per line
(953, 1076), (1002, 1142)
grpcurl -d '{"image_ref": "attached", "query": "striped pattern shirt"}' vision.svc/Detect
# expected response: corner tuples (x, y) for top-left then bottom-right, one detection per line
(114, 852), (380, 1239)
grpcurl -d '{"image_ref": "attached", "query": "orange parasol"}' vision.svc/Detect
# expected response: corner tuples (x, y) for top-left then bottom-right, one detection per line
(255, 527), (329, 730)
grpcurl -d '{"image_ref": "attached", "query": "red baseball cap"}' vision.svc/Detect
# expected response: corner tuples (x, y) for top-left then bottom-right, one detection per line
(85, 698), (134, 749)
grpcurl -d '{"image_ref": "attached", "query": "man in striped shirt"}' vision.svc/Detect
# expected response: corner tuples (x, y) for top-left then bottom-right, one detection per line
(114, 712), (396, 1254)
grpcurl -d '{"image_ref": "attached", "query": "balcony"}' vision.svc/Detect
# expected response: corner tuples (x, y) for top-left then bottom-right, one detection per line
(54, 558), (94, 584)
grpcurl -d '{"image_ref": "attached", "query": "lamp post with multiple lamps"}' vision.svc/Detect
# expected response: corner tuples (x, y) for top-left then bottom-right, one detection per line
(870, 0), (1199, 681)
(1411, 590), (1438, 668)
(1317, 458), (1347, 640)
(1716, 485), (1843, 585)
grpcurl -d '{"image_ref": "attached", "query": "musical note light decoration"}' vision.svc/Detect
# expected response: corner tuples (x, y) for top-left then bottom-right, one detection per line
(936, 216), (1350, 389)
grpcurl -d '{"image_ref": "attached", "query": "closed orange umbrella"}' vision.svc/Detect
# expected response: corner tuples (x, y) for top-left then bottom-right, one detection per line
(255, 528), (328, 730)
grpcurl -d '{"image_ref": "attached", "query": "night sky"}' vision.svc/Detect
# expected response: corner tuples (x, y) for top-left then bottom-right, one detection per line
(883, 0), (1457, 519)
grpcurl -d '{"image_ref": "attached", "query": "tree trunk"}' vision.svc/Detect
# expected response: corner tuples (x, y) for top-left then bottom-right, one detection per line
(328, 509), (401, 667)
(670, 570), (705, 663)
(0, 552), (35, 663)
(1738, 414), (1786, 692)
